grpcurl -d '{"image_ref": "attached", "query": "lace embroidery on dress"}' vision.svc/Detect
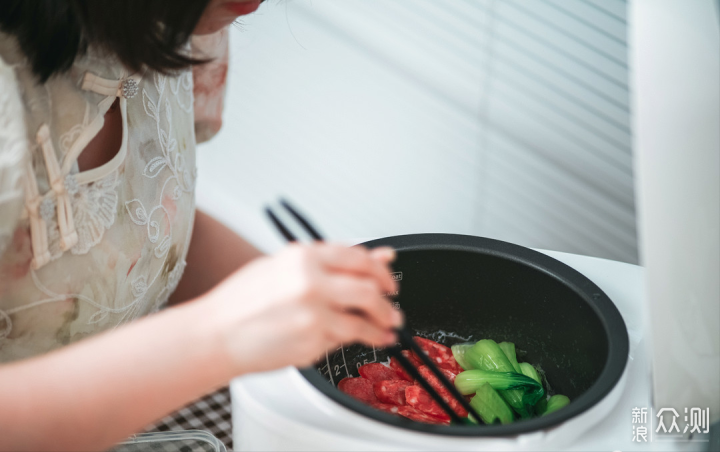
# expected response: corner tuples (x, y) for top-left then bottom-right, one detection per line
(170, 72), (194, 114)
(123, 72), (196, 320)
(112, 71), (196, 325)
(153, 258), (187, 312)
(39, 171), (119, 261)
(70, 172), (119, 254)
(0, 28), (202, 360)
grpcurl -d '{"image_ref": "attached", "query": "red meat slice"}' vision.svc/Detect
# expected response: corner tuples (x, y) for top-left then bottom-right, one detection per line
(389, 357), (412, 382)
(439, 386), (469, 417)
(337, 377), (378, 404)
(397, 406), (450, 425)
(404, 349), (423, 367)
(373, 380), (413, 406)
(389, 350), (422, 381)
(415, 365), (467, 416)
(411, 337), (462, 373)
(440, 358), (463, 374)
(371, 402), (401, 415)
(417, 364), (458, 384)
(405, 384), (468, 419)
(358, 363), (401, 382)
(405, 385), (449, 420)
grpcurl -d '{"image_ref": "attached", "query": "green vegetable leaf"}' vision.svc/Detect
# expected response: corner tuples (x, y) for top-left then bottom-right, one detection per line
(451, 343), (475, 371)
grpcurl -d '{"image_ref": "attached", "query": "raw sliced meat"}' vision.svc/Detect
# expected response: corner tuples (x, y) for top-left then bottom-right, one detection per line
(337, 377), (378, 404)
(414, 366), (467, 416)
(412, 336), (454, 361)
(371, 402), (400, 415)
(405, 385), (449, 420)
(373, 380), (413, 406)
(358, 363), (401, 382)
(339, 340), (468, 427)
(411, 337), (462, 373)
(405, 384), (468, 419)
(438, 386), (468, 417)
(389, 350), (422, 381)
(389, 357), (412, 381)
(403, 349), (423, 367)
(440, 358), (463, 374)
(397, 406), (450, 425)
(417, 365), (458, 385)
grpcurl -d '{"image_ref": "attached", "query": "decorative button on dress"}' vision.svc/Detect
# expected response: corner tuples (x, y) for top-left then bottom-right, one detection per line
(0, 33), (205, 363)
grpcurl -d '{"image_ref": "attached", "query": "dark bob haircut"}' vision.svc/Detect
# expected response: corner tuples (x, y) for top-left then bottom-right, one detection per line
(0, 0), (212, 83)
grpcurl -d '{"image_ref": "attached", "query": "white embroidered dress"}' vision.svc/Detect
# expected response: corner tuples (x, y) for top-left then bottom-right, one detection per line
(0, 35), (198, 362)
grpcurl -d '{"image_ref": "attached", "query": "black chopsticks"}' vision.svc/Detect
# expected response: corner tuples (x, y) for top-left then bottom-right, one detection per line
(265, 199), (481, 425)
(394, 328), (481, 423)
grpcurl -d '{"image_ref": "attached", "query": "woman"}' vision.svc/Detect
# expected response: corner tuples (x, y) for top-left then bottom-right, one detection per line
(0, 1), (402, 450)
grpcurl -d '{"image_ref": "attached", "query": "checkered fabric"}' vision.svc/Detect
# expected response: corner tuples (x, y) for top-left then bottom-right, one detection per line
(143, 386), (233, 451)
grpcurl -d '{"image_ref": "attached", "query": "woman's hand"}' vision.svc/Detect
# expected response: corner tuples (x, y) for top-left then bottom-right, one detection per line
(203, 243), (403, 374)
(0, 241), (399, 451)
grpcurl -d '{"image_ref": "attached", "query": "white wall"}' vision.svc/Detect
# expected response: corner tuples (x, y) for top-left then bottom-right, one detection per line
(631, 0), (720, 424)
(196, 0), (637, 262)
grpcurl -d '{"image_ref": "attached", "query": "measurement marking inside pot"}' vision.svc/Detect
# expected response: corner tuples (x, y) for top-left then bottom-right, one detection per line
(325, 351), (334, 386)
(340, 346), (350, 378)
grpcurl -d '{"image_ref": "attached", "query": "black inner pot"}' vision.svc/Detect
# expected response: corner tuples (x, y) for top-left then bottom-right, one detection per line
(299, 233), (629, 437)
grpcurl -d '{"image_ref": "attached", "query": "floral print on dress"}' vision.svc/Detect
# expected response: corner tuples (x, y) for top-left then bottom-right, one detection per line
(0, 28), (210, 362)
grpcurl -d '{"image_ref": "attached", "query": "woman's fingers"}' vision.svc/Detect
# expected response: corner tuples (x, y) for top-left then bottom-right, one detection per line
(323, 310), (397, 347)
(318, 274), (402, 330)
(210, 243), (407, 374)
(315, 244), (397, 294)
(369, 246), (396, 264)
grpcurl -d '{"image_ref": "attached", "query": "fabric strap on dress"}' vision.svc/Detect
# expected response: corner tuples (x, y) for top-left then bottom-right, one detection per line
(25, 71), (141, 267)
(37, 124), (78, 251)
(23, 160), (50, 269)
(58, 71), (139, 177)
(81, 71), (141, 108)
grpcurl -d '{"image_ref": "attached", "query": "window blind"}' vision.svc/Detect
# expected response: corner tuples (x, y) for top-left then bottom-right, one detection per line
(196, 0), (637, 263)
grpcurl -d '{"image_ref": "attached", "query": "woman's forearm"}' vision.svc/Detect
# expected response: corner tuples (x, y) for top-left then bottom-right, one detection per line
(0, 210), (261, 450)
(0, 301), (231, 452)
(169, 209), (263, 305)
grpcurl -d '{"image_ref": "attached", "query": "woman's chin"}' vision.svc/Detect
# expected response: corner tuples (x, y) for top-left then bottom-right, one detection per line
(194, 1), (262, 35)
(193, 17), (237, 36)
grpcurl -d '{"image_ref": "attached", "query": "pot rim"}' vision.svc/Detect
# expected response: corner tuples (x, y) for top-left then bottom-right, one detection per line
(299, 233), (629, 437)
